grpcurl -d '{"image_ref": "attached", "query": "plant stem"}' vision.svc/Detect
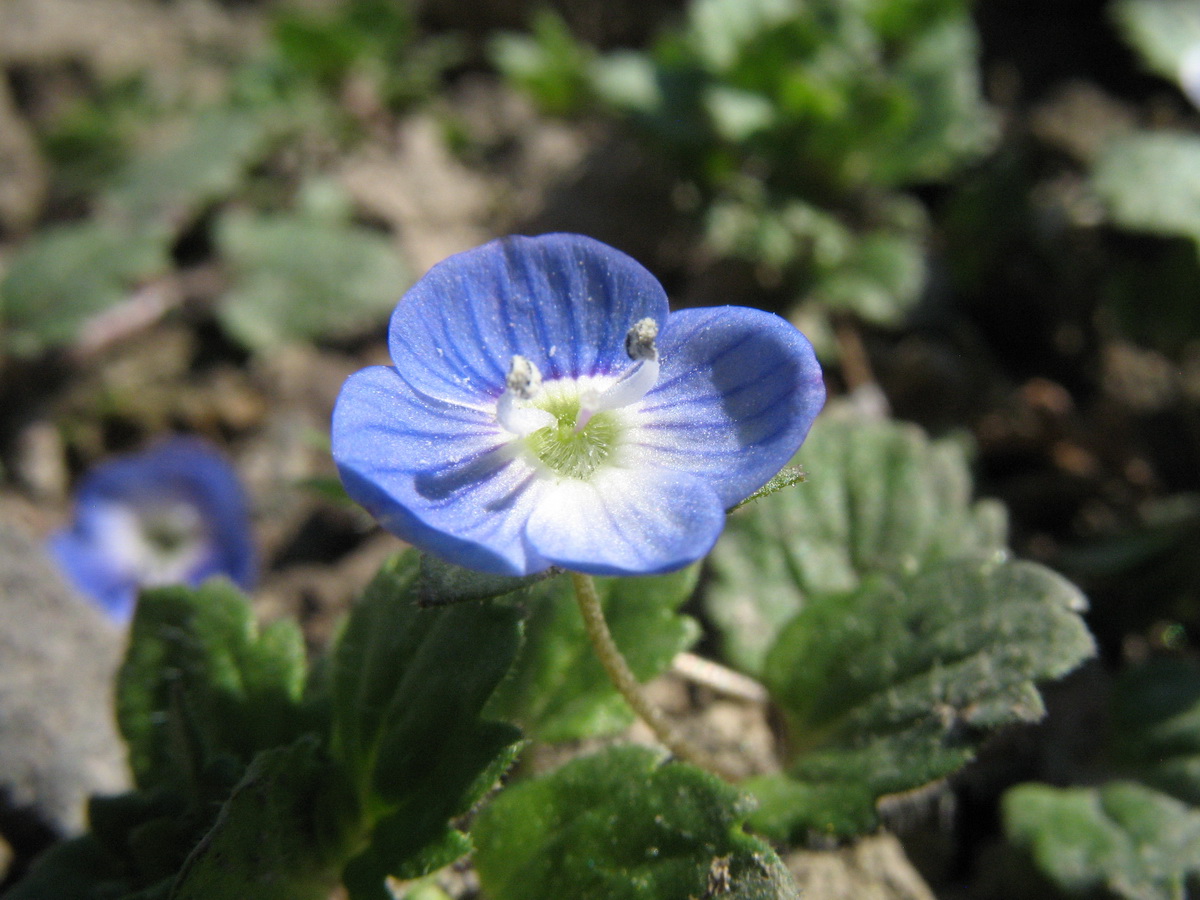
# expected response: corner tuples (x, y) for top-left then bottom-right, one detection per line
(570, 571), (739, 781)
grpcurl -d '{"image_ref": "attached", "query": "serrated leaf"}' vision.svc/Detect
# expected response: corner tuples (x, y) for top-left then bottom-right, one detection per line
(117, 579), (309, 790)
(170, 737), (351, 900)
(215, 208), (409, 350)
(707, 408), (1008, 675)
(103, 108), (278, 228)
(330, 552), (524, 898)
(472, 745), (800, 900)
(485, 569), (700, 742)
(0, 219), (170, 357)
(1005, 781), (1200, 900)
(749, 557), (1094, 839)
(1093, 132), (1200, 243)
(1113, 657), (1200, 806)
(1113, 0), (1200, 81)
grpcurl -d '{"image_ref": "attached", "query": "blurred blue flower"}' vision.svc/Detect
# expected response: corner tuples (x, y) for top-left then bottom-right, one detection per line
(332, 233), (825, 576)
(49, 437), (256, 622)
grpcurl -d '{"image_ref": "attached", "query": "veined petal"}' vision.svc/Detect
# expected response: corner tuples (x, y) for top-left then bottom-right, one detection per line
(387, 234), (670, 405)
(631, 306), (825, 509)
(526, 467), (726, 575)
(332, 365), (551, 575)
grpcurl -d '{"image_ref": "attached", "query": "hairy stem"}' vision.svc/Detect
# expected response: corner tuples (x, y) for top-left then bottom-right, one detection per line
(570, 571), (739, 781)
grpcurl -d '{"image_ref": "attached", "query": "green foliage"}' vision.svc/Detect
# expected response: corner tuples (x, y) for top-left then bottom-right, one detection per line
(707, 409), (1007, 675)
(747, 557), (1094, 839)
(102, 108), (282, 229)
(7, 554), (529, 900)
(271, 0), (461, 112)
(1113, 0), (1200, 82)
(472, 745), (800, 900)
(1005, 781), (1200, 900)
(329, 553), (525, 898)
(493, 0), (994, 323)
(0, 219), (170, 358)
(486, 568), (700, 742)
(1003, 657), (1200, 899)
(214, 195), (410, 351)
(1093, 132), (1200, 245)
(117, 579), (309, 788)
(1113, 657), (1200, 805)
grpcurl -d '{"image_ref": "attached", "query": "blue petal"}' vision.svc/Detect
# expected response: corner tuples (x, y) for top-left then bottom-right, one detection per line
(525, 467), (726, 575)
(387, 234), (669, 405)
(48, 437), (256, 620)
(48, 510), (139, 621)
(332, 365), (552, 575)
(632, 306), (825, 508)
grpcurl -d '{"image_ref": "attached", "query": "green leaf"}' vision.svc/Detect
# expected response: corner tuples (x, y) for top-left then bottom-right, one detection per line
(1005, 781), (1200, 900)
(2, 834), (132, 900)
(485, 569), (700, 742)
(706, 408), (1008, 675)
(330, 552), (524, 897)
(416, 553), (557, 606)
(1093, 132), (1200, 243)
(117, 579), (309, 790)
(170, 737), (352, 900)
(215, 206), (409, 350)
(1113, 657), (1200, 806)
(810, 227), (928, 326)
(103, 108), (279, 228)
(750, 557), (1095, 839)
(472, 745), (800, 900)
(1113, 0), (1200, 82)
(0, 219), (170, 357)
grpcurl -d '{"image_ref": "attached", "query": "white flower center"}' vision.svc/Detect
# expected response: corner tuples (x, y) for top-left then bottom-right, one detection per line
(494, 318), (662, 478)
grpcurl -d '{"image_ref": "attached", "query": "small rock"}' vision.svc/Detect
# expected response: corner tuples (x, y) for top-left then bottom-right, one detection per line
(0, 508), (129, 836)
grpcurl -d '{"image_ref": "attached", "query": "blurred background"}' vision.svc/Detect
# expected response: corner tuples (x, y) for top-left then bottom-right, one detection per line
(2, 0), (1200, 897)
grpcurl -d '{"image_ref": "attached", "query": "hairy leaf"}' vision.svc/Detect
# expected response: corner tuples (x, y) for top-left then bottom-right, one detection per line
(117, 579), (308, 790)
(750, 557), (1094, 839)
(1005, 781), (1200, 900)
(472, 746), (799, 900)
(707, 409), (1007, 675)
(330, 552), (524, 898)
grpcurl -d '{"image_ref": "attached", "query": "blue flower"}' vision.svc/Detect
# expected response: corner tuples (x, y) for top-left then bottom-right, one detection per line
(49, 437), (256, 622)
(332, 233), (825, 576)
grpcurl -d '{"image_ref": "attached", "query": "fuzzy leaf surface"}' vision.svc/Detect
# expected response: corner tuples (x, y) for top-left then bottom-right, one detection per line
(485, 569), (700, 742)
(215, 208), (409, 350)
(707, 409), (1007, 675)
(750, 557), (1094, 839)
(117, 579), (308, 790)
(472, 745), (799, 900)
(1005, 781), (1200, 900)
(169, 737), (350, 900)
(330, 552), (524, 899)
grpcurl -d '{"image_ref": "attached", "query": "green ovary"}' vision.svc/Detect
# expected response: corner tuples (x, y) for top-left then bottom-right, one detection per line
(525, 399), (620, 479)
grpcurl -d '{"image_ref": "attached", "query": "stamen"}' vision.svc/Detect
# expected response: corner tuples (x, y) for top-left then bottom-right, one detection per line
(577, 318), (661, 431)
(496, 355), (556, 436)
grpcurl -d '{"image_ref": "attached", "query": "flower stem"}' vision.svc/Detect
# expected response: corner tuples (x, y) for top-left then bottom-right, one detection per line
(570, 571), (739, 781)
